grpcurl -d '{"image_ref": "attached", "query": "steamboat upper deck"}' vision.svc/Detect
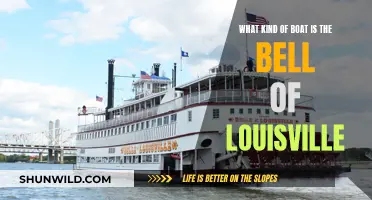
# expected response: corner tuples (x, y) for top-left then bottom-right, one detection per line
(77, 64), (314, 134)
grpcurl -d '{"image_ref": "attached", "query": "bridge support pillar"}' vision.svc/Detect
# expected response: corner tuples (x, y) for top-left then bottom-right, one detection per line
(48, 149), (54, 164)
(60, 149), (64, 164)
(39, 152), (43, 162)
(54, 150), (60, 163)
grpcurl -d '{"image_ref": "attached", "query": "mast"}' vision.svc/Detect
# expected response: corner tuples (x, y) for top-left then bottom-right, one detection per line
(244, 8), (249, 61)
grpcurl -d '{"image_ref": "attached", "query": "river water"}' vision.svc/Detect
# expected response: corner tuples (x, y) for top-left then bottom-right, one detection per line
(0, 163), (371, 200)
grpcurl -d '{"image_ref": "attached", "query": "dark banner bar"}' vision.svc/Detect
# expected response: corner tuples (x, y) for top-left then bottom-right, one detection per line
(133, 169), (337, 187)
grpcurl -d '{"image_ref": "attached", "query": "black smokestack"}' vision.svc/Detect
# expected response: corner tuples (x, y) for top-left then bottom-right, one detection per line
(172, 69), (174, 87)
(106, 59), (115, 120)
(173, 63), (177, 87)
(153, 63), (160, 76)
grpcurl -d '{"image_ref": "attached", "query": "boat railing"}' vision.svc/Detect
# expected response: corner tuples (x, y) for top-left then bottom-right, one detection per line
(77, 89), (314, 132)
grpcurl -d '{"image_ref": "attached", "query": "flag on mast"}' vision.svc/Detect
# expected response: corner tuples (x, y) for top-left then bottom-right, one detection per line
(180, 47), (189, 71)
(96, 95), (103, 102)
(246, 12), (269, 30)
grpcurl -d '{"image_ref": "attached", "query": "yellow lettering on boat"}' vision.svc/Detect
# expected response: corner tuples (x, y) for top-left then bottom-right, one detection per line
(120, 140), (178, 155)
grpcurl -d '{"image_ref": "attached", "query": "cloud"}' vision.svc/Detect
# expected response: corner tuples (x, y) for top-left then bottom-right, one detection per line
(46, 0), (235, 54)
(46, 0), (372, 77)
(0, 0), (30, 13)
(0, 79), (103, 136)
(188, 59), (219, 78)
(114, 58), (136, 70)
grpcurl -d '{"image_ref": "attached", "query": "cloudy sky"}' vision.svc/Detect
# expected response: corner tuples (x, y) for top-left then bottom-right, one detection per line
(0, 0), (371, 148)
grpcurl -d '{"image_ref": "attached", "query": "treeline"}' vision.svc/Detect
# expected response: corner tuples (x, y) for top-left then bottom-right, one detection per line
(0, 153), (76, 164)
(337, 148), (372, 161)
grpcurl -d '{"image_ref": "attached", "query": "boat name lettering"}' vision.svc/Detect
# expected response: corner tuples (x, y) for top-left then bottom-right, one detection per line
(120, 140), (178, 155)
(228, 117), (297, 124)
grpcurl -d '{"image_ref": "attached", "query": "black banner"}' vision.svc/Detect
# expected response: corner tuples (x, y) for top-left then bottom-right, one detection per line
(133, 169), (338, 187)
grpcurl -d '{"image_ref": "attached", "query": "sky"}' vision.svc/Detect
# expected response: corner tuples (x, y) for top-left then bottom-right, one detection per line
(0, 0), (371, 148)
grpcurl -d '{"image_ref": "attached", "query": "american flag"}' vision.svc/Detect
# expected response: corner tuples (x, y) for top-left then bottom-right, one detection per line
(140, 71), (151, 79)
(246, 12), (269, 30)
(96, 95), (103, 102)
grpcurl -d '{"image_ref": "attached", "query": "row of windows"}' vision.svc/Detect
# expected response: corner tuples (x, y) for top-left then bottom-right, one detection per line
(212, 108), (296, 119)
(77, 114), (177, 140)
(78, 154), (160, 164)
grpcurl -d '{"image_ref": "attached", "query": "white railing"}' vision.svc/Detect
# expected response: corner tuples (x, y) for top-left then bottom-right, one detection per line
(78, 90), (314, 133)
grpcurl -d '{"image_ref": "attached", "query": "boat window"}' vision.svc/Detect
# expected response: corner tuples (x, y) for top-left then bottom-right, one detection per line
(122, 127), (125, 134)
(213, 109), (219, 119)
(108, 148), (115, 154)
(142, 155), (152, 163)
(239, 108), (244, 114)
(157, 118), (163, 126)
(188, 110), (192, 122)
(230, 108), (234, 114)
(131, 124), (134, 132)
(115, 128), (117, 135)
(118, 128), (121, 134)
(257, 109), (261, 114)
(292, 112), (296, 117)
(136, 123), (139, 130)
(248, 108), (252, 114)
(274, 112), (278, 115)
(104, 130), (107, 137)
(164, 116), (169, 125)
(284, 110), (288, 116)
(146, 121), (150, 129)
(141, 122), (144, 130)
(305, 113), (310, 122)
(152, 119), (156, 127)
(171, 114), (177, 122)
(153, 154), (160, 163)
(127, 126), (130, 132)
(110, 129), (113, 136)
(265, 109), (270, 115)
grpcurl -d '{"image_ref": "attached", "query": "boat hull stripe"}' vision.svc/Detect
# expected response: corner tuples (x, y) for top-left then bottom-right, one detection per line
(77, 131), (217, 149)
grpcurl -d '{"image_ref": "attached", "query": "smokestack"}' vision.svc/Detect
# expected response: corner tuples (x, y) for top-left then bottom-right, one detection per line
(173, 63), (177, 87)
(106, 59), (115, 120)
(172, 69), (174, 87)
(153, 63), (160, 76)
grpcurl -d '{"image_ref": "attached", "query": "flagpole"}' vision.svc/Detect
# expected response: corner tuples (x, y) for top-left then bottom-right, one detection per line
(180, 47), (183, 72)
(244, 8), (249, 60)
(180, 47), (183, 85)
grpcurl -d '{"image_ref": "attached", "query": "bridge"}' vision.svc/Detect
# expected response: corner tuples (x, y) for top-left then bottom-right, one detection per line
(0, 119), (77, 164)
